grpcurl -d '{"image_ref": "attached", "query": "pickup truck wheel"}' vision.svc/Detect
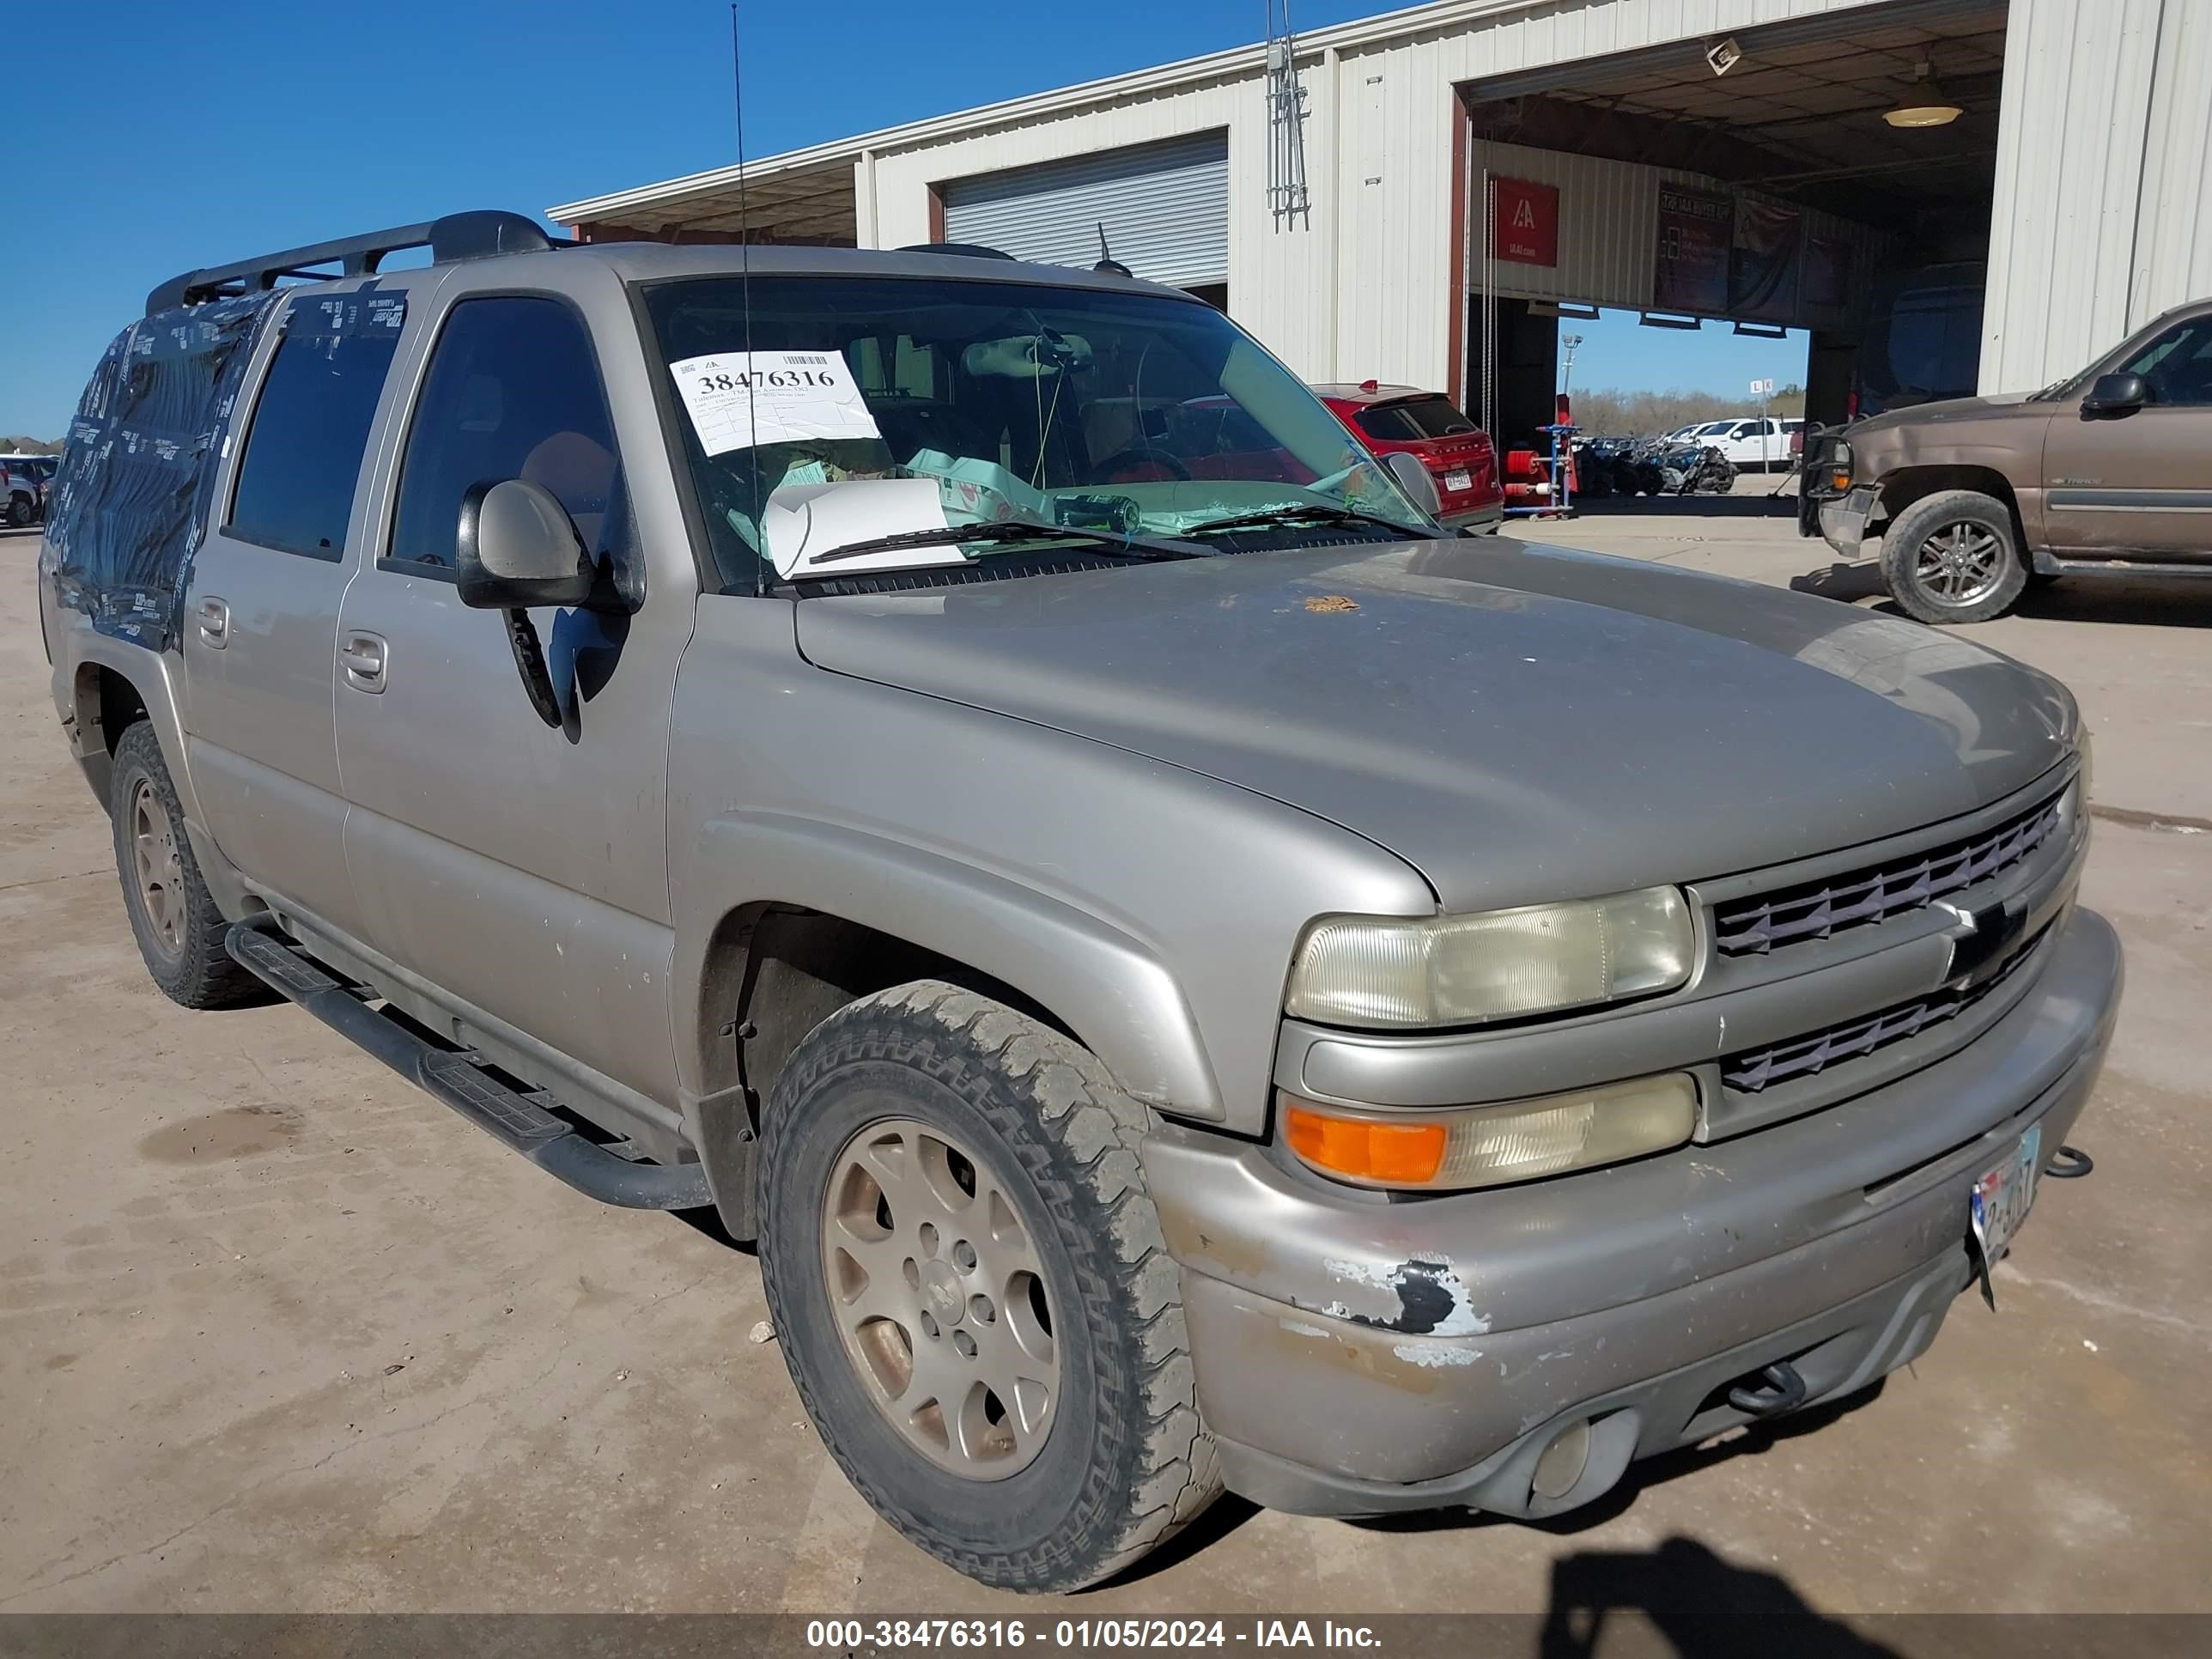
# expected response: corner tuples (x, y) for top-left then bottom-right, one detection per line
(758, 980), (1218, 1591)
(5, 496), (31, 529)
(108, 722), (261, 1008)
(1881, 489), (2027, 624)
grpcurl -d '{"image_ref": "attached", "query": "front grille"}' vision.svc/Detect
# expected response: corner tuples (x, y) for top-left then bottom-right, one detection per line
(1721, 925), (2050, 1095)
(1713, 790), (2065, 957)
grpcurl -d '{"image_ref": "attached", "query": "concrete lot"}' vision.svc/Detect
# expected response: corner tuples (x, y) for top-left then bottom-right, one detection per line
(2, 515), (2208, 1622)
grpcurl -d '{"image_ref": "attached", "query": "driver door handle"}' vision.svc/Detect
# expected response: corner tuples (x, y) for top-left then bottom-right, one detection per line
(339, 631), (388, 693)
(198, 597), (229, 649)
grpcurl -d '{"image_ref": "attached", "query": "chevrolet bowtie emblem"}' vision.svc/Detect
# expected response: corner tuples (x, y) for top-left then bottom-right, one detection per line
(1938, 900), (2024, 989)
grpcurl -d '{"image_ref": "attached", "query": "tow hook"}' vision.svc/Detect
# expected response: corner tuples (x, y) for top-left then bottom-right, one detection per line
(2045, 1145), (2094, 1179)
(1727, 1359), (1808, 1419)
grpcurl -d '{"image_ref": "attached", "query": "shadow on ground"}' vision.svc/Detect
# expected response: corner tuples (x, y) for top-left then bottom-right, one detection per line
(1790, 559), (2212, 629)
(1567, 491), (1799, 520)
(1536, 1535), (1900, 1657)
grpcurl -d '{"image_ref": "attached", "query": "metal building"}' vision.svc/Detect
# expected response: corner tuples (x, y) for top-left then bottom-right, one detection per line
(550, 0), (2212, 438)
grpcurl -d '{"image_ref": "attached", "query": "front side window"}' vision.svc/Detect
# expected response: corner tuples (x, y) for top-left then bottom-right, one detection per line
(388, 296), (627, 574)
(2118, 318), (2212, 407)
(226, 305), (401, 557)
(643, 275), (1428, 586)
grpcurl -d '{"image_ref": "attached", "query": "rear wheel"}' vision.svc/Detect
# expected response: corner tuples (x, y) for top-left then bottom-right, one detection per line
(6, 495), (31, 528)
(758, 981), (1218, 1591)
(1881, 489), (2028, 624)
(109, 722), (261, 1008)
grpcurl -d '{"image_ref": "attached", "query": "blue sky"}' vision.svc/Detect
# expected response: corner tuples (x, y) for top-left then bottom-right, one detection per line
(7, 0), (1801, 438)
(1564, 312), (1809, 404)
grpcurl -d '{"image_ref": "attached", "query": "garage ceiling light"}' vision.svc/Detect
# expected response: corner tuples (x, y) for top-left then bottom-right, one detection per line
(1887, 60), (1964, 128)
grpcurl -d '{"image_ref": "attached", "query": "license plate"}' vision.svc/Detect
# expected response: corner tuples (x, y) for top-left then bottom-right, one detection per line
(1443, 469), (1474, 491)
(1969, 1122), (2042, 1292)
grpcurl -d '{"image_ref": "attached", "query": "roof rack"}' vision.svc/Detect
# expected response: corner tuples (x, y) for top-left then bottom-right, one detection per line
(896, 241), (1016, 260)
(145, 210), (556, 316)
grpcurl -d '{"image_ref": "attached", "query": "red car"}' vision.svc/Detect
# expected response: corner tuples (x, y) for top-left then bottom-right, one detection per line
(1314, 381), (1504, 533)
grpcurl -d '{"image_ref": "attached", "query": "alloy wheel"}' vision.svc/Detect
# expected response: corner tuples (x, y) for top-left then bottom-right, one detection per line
(1913, 521), (2007, 605)
(819, 1116), (1059, 1480)
(131, 778), (186, 957)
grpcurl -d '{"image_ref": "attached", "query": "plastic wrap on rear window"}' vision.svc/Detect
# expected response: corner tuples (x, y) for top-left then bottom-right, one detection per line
(40, 292), (281, 649)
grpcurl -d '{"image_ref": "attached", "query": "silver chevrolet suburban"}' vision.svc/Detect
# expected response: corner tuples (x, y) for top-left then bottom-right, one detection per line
(40, 212), (2121, 1592)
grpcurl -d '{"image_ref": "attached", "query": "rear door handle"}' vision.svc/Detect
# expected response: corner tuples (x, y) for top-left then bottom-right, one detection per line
(339, 631), (388, 693)
(198, 597), (229, 649)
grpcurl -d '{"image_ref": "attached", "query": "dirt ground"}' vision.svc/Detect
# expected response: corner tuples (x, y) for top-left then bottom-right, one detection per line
(2, 515), (2208, 1621)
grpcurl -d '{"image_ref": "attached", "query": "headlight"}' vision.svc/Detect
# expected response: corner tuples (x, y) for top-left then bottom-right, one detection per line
(1828, 439), (1855, 493)
(1285, 887), (1695, 1029)
(1281, 1073), (1699, 1191)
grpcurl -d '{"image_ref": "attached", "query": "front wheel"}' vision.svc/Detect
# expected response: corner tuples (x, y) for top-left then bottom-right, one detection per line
(758, 981), (1218, 1591)
(1881, 489), (2028, 625)
(6, 496), (31, 528)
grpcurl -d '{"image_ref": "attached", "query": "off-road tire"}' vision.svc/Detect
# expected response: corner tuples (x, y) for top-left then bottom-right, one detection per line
(758, 980), (1220, 1591)
(5, 495), (31, 529)
(1881, 489), (2028, 625)
(109, 721), (261, 1008)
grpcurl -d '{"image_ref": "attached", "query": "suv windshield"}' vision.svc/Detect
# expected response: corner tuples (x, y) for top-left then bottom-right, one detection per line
(1355, 396), (1477, 443)
(643, 275), (1431, 585)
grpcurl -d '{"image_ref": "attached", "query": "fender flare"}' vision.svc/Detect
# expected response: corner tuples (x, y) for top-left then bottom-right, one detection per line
(66, 635), (198, 821)
(675, 811), (1226, 1122)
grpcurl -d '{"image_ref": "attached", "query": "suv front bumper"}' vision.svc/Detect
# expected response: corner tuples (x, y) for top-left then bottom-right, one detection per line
(1141, 905), (2121, 1517)
(1817, 484), (1880, 558)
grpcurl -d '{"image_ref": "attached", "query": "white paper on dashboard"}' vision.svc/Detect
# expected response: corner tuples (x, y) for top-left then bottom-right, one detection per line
(763, 477), (960, 578)
(667, 350), (883, 457)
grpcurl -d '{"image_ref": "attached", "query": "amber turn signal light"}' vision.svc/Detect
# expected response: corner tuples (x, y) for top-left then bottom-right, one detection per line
(1283, 1101), (1448, 1185)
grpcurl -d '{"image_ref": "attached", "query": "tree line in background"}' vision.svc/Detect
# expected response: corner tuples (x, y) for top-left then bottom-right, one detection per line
(1567, 384), (1806, 437)
(2, 436), (64, 454)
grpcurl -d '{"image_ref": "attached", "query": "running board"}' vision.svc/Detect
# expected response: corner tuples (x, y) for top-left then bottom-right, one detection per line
(2032, 551), (2212, 579)
(225, 922), (712, 1211)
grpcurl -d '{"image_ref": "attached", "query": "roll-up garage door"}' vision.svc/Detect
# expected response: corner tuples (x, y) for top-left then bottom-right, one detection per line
(941, 132), (1228, 289)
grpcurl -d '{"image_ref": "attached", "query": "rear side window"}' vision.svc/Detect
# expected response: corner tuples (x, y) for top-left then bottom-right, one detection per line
(386, 295), (625, 574)
(226, 301), (403, 557)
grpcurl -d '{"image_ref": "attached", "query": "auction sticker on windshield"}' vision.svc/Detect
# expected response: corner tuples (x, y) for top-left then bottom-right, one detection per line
(669, 350), (882, 457)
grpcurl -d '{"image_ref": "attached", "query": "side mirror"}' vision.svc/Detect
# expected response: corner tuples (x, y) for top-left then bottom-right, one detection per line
(2081, 373), (2148, 419)
(1382, 450), (1443, 520)
(455, 479), (597, 610)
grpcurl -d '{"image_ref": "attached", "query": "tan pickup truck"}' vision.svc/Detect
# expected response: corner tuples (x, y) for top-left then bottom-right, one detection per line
(1806, 298), (2212, 623)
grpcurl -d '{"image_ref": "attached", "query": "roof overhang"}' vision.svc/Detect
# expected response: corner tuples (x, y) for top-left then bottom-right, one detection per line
(545, 0), (1698, 234)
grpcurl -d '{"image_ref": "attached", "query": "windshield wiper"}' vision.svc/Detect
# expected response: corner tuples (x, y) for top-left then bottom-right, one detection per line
(1181, 503), (1430, 539)
(800, 520), (1203, 568)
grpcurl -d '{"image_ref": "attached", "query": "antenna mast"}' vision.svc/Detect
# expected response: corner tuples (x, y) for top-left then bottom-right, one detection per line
(1265, 1), (1310, 222)
(730, 3), (767, 596)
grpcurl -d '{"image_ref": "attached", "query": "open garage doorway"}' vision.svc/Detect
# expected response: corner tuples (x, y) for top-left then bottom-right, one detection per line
(1453, 0), (2008, 497)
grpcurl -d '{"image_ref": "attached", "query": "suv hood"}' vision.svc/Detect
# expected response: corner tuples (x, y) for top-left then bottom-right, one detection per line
(1850, 391), (2039, 440)
(795, 540), (2077, 909)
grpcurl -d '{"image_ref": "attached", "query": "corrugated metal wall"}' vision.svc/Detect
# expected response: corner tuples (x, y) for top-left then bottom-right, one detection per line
(941, 133), (1231, 288)
(2132, 0), (2212, 330)
(869, 0), (1899, 391)
(1325, 0), (1899, 386)
(1984, 0), (2212, 392)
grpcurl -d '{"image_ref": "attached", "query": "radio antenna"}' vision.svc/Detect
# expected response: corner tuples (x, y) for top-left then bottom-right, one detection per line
(731, 3), (766, 595)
